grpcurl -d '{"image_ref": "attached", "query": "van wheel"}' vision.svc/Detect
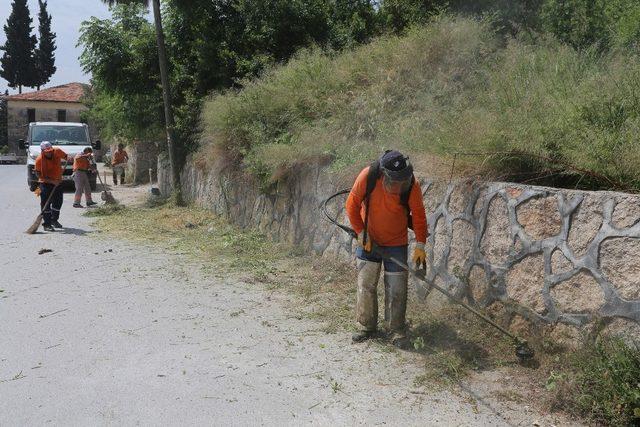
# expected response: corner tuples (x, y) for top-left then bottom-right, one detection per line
(29, 182), (38, 192)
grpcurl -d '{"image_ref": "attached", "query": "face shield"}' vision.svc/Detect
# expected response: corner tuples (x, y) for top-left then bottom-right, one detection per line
(382, 172), (412, 195)
(380, 153), (413, 195)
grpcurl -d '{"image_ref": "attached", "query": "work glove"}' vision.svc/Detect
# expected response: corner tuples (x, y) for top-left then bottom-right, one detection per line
(412, 243), (427, 269)
(357, 231), (373, 253)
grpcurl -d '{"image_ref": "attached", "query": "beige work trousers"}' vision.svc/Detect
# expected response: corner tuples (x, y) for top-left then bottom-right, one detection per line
(73, 171), (93, 203)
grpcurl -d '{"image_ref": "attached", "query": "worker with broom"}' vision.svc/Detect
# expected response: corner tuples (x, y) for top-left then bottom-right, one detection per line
(72, 147), (98, 208)
(345, 150), (428, 349)
(34, 141), (69, 232)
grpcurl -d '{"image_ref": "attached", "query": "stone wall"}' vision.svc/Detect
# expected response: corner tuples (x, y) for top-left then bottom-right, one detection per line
(159, 157), (640, 344)
(124, 140), (158, 184)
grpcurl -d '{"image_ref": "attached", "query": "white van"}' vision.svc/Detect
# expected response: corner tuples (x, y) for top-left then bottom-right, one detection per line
(19, 122), (101, 191)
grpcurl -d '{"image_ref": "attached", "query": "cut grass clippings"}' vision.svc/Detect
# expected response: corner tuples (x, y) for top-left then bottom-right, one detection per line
(86, 201), (522, 382)
(86, 200), (356, 332)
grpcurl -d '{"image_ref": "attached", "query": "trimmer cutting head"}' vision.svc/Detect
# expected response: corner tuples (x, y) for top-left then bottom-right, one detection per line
(515, 341), (535, 361)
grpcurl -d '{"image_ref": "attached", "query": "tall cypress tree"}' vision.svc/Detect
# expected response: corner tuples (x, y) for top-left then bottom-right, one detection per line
(34, 0), (56, 90)
(0, 0), (38, 94)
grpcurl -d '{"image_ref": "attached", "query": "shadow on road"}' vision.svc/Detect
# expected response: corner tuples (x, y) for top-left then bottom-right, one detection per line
(57, 227), (91, 236)
(408, 320), (492, 370)
(26, 227), (91, 236)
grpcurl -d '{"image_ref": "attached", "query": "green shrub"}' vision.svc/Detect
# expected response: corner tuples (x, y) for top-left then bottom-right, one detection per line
(540, 0), (610, 49)
(540, 0), (640, 50)
(551, 336), (640, 426)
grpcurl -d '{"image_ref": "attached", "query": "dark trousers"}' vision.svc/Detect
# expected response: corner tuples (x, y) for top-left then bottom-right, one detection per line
(40, 183), (63, 225)
(112, 165), (125, 185)
(356, 245), (408, 272)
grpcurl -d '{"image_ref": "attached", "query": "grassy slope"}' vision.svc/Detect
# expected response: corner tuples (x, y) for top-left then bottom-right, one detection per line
(200, 15), (640, 191)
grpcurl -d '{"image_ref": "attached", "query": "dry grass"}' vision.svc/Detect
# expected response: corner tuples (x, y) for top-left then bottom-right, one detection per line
(199, 14), (640, 191)
(87, 200), (356, 332)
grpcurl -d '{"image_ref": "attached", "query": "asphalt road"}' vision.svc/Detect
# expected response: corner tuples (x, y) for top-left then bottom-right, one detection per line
(0, 165), (570, 426)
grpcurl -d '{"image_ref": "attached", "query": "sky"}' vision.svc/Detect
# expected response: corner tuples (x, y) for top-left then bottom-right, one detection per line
(0, 0), (114, 95)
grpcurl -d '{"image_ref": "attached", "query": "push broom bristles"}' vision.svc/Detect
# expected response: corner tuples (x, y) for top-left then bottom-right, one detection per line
(101, 190), (118, 205)
(26, 179), (62, 234)
(25, 214), (43, 234)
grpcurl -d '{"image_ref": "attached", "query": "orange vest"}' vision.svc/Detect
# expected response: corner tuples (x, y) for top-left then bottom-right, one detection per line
(73, 154), (92, 171)
(35, 148), (67, 184)
(112, 149), (128, 165)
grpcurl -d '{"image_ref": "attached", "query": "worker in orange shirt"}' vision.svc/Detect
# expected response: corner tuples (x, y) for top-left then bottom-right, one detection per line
(346, 150), (428, 348)
(34, 141), (69, 231)
(72, 147), (97, 208)
(111, 143), (129, 185)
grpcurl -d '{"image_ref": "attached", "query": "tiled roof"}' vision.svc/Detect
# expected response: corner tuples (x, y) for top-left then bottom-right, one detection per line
(6, 83), (87, 103)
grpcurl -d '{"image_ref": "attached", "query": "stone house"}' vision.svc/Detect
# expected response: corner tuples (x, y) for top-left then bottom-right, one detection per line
(4, 83), (95, 155)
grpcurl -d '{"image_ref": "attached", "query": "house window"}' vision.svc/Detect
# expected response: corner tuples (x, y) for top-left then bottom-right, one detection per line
(27, 108), (36, 123)
(57, 109), (66, 122)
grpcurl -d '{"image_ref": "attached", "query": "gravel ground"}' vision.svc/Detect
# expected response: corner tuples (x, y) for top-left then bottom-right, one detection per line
(0, 165), (576, 426)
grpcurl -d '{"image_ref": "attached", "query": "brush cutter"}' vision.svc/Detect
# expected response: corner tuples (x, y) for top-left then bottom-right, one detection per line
(91, 158), (117, 205)
(26, 160), (68, 234)
(322, 189), (535, 363)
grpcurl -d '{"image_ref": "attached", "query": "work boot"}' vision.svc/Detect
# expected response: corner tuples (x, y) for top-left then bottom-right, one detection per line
(73, 202), (83, 208)
(355, 259), (382, 333)
(384, 271), (409, 347)
(43, 224), (55, 232)
(52, 220), (63, 228)
(391, 333), (411, 350)
(352, 329), (377, 343)
(86, 201), (97, 207)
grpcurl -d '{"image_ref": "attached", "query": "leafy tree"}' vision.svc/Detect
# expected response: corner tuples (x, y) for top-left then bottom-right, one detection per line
(329, 0), (380, 48)
(541, 0), (610, 49)
(604, 0), (640, 48)
(99, 0), (183, 204)
(379, 0), (443, 34)
(34, 0), (56, 90)
(449, 0), (544, 35)
(166, 0), (334, 88)
(79, 5), (163, 141)
(0, 0), (38, 93)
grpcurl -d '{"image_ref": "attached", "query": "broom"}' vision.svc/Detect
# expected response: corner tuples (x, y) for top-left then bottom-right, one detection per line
(92, 158), (117, 205)
(26, 159), (68, 234)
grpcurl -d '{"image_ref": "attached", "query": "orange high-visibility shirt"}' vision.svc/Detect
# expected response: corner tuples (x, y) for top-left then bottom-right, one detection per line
(112, 149), (128, 165)
(345, 166), (428, 246)
(73, 154), (92, 171)
(35, 148), (67, 184)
